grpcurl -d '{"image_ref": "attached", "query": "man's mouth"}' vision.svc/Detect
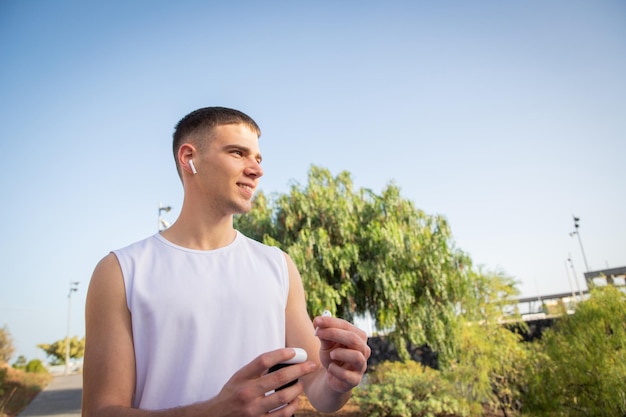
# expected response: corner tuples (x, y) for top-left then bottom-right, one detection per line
(238, 183), (254, 193)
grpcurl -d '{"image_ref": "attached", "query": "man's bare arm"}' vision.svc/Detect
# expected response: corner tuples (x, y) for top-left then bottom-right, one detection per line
(283, 254), (370, 413)
(82, 253), (139, 417)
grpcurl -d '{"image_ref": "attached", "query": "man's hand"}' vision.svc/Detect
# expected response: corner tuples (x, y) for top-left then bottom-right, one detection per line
(312, 315), (371, 393)
(208, 348), (317, 417)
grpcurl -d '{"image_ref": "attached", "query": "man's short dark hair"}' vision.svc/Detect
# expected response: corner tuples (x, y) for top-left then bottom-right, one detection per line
(172, 107), (261, 177)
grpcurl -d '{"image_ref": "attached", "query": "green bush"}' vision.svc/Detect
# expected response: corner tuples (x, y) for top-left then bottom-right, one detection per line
(355, 361), (467, 417)
(12, 357), (48, 375)
(25, 359), (48, 374)
(522, 286), (626, 416)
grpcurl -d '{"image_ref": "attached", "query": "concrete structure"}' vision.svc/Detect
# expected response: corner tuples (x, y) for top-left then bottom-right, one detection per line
(584, 266), (626, 288)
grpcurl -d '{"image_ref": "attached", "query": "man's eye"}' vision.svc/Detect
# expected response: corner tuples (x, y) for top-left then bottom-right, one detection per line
(232, 150), (243, 156)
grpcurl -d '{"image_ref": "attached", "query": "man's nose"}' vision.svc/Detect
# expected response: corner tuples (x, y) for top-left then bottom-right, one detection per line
(245, 158), (263, 178)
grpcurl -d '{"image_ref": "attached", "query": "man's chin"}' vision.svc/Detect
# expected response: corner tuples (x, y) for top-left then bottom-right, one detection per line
(232, 203), (253, 215)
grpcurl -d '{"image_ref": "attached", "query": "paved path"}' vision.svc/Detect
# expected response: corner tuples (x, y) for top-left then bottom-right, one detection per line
(18, 373), (82, 417)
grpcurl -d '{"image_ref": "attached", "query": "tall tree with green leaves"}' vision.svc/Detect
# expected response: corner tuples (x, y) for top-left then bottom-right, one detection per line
(522, 285), (626, 416)
(37, 336), (85, 365)
(236, 165), (472, 365)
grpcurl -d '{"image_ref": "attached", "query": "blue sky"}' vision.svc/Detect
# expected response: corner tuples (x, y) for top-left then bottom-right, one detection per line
(1, 1), (624, 362)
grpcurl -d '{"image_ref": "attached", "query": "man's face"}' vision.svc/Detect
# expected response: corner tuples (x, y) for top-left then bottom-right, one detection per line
(195, 123), (263, 215)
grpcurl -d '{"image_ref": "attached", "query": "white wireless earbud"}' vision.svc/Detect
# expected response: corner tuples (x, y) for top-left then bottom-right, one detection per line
(189, 159), (197, 175)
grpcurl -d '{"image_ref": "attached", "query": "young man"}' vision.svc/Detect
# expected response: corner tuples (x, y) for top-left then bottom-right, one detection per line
(82, 107), (370, 417)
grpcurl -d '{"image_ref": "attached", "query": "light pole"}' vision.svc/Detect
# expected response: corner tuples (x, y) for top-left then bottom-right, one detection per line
(158, 203), (172, 231)
(569, 215), (590, 272)
(567, 254), (584, 298)
(65, 281), (79, 375)
(563, 259), (577, 300)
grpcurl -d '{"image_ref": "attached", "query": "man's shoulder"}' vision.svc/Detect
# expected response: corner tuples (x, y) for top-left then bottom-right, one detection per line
(113, 234), (160, 256)
(237, 232), (284, 256)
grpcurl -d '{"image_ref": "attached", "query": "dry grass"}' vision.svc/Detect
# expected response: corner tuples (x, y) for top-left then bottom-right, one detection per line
(0, 364), (51, 417)
(296, 395), (363, 416)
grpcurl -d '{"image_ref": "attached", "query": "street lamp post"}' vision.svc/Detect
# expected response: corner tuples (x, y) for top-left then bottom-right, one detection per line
(158, 203), (172, 231)
(563, 259), (577, 300)
(569, 215), (590, 272)
(567, 255), (583, 298)
(65, 281), (79, 375)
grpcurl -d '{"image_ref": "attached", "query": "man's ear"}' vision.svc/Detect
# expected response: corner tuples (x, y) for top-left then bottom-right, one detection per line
(178, 143), (197, 175)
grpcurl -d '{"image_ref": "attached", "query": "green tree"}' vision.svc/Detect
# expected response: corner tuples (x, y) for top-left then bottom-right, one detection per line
(449, 269), (527, 416)
(522, 286), (626, 416)
(236, 165), (472, 365)
(0, 325), (15, 363)
(37, 336), (85, 365)
(12, 355), (27, 370)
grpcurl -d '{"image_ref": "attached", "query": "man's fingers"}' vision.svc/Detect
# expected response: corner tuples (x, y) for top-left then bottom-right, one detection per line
(313, 316), (353, 331)
(329, 347), (368, 374)
(243, 348), (300, 377)
(313, 316), (371, 393)
(220, 348), (315, 415)
(327, 362), (364, 389)
(266, 361), (317, 391)
(265, 389), (302, 417)
(316, 326), (370, 357)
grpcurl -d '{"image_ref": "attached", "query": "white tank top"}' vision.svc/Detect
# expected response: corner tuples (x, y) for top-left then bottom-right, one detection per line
(113, 231), (289, 410)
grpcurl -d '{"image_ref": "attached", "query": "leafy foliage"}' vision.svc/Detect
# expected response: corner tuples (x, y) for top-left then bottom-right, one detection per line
(451, 270), (527, 415)
(26, 360), (48, 374)
(0, 365), (51, 416)
(11, 356), (27, 371)
(0, 326), (15, 364)
(236, 165), (472, 365)
(238, 165), (625, 416)
(37, 336), (85, 365)
(12, 356), (48, 375)
(355, 360), (466, 417)
(355, 272), (529, 417)
(522, 286), (626, 416)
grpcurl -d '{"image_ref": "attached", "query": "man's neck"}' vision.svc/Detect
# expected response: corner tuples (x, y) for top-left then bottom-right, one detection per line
(159, 209), (237, 251)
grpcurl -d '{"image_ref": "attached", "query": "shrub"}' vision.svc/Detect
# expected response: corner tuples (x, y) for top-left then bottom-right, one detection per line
(0, 367), (6, 397)
(450, 318), (528, 416)
(25, 360), (48, 374)
(11, 357), (48, 375)
(355, 360), (467, 417)
(0, 365), (51, 416)
(522, 286), (626, 416)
